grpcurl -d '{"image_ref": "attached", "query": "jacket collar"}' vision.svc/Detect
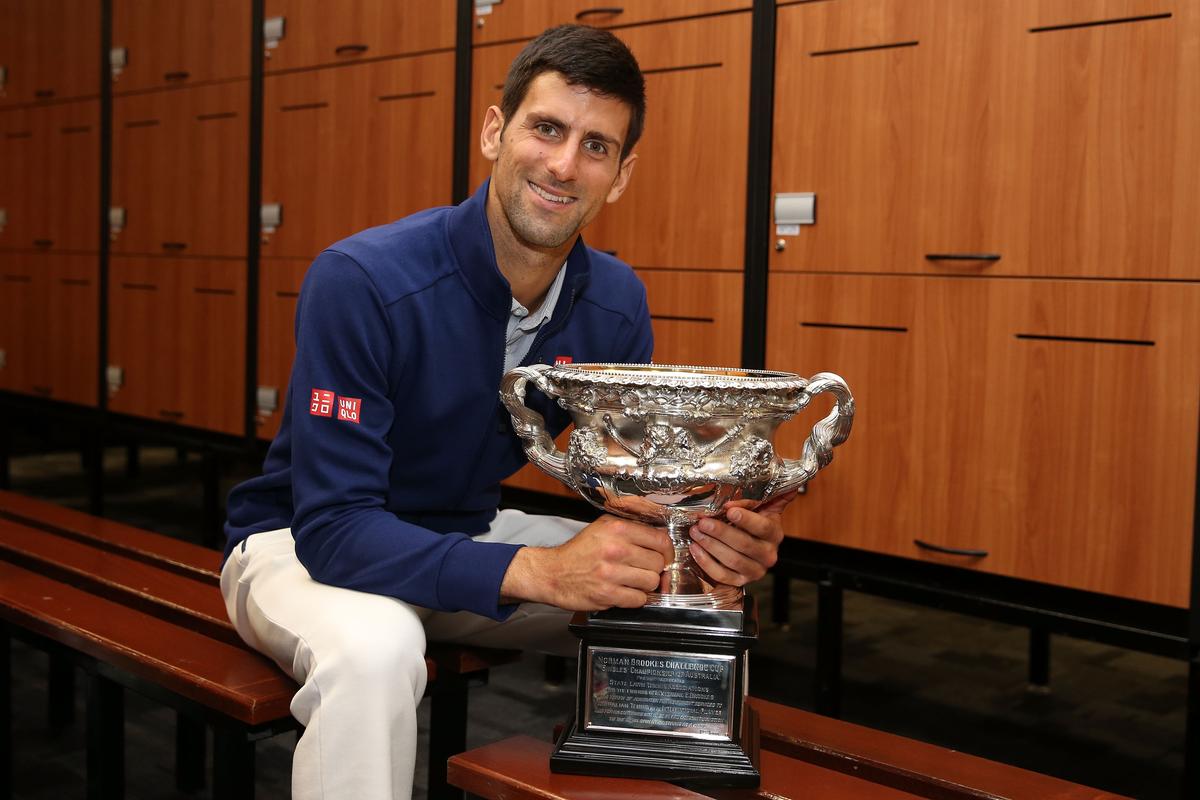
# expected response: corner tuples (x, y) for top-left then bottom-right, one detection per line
(448, 179), (592, 322)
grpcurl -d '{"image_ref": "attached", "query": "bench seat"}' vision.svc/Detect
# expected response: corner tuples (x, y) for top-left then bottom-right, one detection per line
(0, 488), (521, 799)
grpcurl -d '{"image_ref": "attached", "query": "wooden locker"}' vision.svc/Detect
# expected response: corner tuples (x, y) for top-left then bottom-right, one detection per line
(635, 269), (742, 368)
(108, 257), (246, 435)
(767, 273), (926, 569)
(263, 0), (456, 73)
(0, 0), (101, 107)
(42, 254), (99, 406)
(770, 0), (945, 274)
(0, 253), (41, 393)
(768, 272), (1200, 607)
(0, 107), (35, 251)
(261, 52), (454, 260)
(112, 0), (251, 93)
(472, 13), (751, 271)
(37, 100), (101, 253)
(1003, 0), (1199, 280)
(112, 81), (249, 259)
(988, 278), (1200, 606)
(472, 0), (750, 46)
(256, 257), (307, 439)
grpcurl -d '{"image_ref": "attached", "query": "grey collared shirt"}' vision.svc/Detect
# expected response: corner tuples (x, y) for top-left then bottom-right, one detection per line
(504, 263), (567, 373)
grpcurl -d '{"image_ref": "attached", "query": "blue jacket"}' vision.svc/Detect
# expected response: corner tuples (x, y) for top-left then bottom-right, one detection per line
(224, 181), (654, 620)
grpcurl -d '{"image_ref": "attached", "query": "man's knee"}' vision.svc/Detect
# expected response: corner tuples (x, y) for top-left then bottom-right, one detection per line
(309, 603), (429, 698)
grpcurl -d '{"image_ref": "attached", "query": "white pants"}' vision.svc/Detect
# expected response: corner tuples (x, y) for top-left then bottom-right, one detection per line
(219, 509), (586, 800)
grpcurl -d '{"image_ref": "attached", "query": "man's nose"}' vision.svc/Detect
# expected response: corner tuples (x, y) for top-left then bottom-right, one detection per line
(545, 141), (579, 183)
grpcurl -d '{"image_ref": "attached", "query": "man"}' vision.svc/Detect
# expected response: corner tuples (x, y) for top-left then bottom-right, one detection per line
(222, 25), (791, 800)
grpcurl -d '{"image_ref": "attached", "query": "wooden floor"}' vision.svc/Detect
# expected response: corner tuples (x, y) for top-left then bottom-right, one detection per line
(3, 442), (1188, 799)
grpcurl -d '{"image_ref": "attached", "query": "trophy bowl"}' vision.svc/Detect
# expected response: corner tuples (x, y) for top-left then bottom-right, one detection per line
(500, 363), (854, 610)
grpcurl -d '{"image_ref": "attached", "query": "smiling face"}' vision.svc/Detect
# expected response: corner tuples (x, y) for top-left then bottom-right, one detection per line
(481, 71), (638, 253)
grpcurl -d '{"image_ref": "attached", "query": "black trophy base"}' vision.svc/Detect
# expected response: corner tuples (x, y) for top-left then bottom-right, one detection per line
(550, 594), (760, 787)
(551, 704), (760, 787)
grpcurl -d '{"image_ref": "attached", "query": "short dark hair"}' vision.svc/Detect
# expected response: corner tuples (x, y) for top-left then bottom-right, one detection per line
(500, 25), (645, 161)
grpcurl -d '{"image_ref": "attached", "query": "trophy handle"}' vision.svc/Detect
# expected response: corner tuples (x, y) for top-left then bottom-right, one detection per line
(499, 364), (573, 487)
(771, 372), (855, 496)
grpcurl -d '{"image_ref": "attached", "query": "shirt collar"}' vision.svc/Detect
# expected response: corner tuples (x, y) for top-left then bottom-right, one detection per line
(447, 179), (592, 322)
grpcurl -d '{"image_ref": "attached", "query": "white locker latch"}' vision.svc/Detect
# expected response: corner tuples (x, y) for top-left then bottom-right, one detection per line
(261, 203), (282, 233)
(264, 17), (286, 55)
(774, 192), (815, 237)
(110, 47), (127, 81)
(257, 386), (280, 415)
(106, 365), (124, 395)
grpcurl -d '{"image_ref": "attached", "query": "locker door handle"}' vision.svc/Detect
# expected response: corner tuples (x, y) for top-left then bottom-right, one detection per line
(576, 7), (624, 20)
(161, 242), (187, 251)
(335, 44), (368, 56)
(914, 539), (989, 558)
(164, 70), (190, 82)
(33, 239), (53, 248)
(159, 409), (186, 420)
(924, 253), (1001, 262)
(31, 385), (53, 397)
(35, 88), (55, 99)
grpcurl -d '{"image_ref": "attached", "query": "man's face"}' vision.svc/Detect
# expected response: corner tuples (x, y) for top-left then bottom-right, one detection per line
(481, 71), (637, 250)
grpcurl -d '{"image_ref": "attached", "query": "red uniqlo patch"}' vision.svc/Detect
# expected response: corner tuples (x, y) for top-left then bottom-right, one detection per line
(310, 389), (335, 417)
(554, 355), (573, 365)
(337, 396), (362, 424)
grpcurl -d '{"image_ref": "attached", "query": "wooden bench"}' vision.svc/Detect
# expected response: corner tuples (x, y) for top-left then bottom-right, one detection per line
(448, 696), (1130, 800)
(0, 489), (520, 799)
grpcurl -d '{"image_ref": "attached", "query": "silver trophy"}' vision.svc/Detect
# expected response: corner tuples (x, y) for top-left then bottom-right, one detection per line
(500, 362), (854, 786)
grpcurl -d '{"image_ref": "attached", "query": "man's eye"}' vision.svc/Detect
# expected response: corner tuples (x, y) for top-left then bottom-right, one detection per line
(535, 122), (558, 137)
(584, 140), (608, 156)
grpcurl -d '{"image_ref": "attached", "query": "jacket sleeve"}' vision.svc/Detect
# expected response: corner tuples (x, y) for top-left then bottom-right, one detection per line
(286, 250), (522, 620)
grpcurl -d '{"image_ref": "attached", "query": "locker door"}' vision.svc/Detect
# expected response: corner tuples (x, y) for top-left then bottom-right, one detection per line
(43, 255), (99, 406)
(255, 258), (307, 439)
(263, 0), (456, 73)
(37, 100), (101, 253)
(112, 0), (251, 93)
(585, 14), (751, 270)
(0, 107), (35, 250)
(261, 52), (454, 260)
(112, 82), (249, 258)
(0, 253), (42, 394)
(2, 0), (102, 106)
(108, 257), (246, 434)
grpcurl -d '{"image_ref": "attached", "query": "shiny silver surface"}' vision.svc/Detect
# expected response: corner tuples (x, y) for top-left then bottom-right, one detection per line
(500, 363), (853, 608)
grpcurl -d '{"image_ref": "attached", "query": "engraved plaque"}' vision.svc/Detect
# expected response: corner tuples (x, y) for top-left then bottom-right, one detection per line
(584, 647), (736, 740)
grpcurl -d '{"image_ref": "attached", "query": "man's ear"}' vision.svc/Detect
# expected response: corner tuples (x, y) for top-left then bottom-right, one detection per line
(480, 105), (504, 163)
(606, 152), (639, 204)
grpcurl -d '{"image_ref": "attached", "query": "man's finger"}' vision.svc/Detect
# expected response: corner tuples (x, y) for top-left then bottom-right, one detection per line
(688, 541), (742, 587)
(689, 528), (760, 581)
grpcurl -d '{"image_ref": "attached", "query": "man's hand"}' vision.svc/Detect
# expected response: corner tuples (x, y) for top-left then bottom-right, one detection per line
(686, 491), (799, 587)
(500, 515), (674, 611)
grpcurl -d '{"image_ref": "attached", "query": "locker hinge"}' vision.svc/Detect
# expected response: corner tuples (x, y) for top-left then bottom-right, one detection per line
(257, 386), (279, 415)
(264, 17), (286, 56)
(106, 365), (124, 395)
(0, 65), (7, 94)
(110, 47), (127, 81)
(0, 349), (6, 370)
(0, 208), (7, 234)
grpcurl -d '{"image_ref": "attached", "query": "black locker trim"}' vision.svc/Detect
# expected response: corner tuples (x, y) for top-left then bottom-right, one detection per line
(740, 0), (775, 370)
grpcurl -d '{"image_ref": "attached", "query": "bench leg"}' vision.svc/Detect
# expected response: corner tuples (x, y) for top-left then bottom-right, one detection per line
(202, 451), (223, 550)
(2, 628), (11, 799)
(213, 724), (255, 800)
(1028, 627), (1051, 693)
(176, 712), (206, 792)
(772, 572), (792, 628)
(86, 672), (123, 800)
(815, 579), (843, 718)
(0, 418), (10, 490)
(82, 430), (104, 516)
(428, 674), (469, 800)
(47, 652), (75, 729)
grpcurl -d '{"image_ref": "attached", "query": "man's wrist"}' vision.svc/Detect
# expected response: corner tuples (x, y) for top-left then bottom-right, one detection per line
(499, 545), (551, 605)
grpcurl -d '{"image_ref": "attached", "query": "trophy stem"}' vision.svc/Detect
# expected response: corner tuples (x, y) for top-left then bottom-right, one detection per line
(645, 520), (743, 610)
